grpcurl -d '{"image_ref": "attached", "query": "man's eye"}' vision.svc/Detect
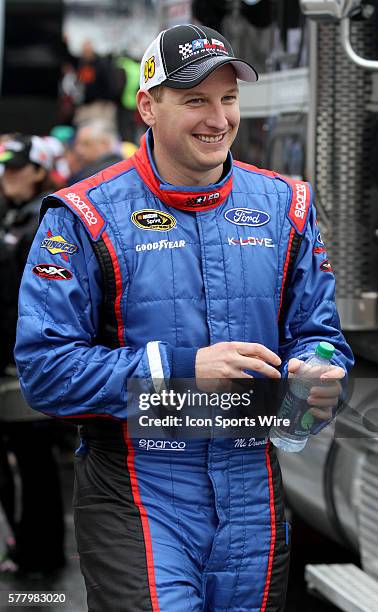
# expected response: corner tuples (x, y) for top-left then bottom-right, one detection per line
(186, 98), (204, 104)
(223, 96), (237, 102)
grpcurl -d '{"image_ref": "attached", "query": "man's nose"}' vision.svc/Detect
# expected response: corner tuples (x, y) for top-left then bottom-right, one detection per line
(205, 102), (229, 131)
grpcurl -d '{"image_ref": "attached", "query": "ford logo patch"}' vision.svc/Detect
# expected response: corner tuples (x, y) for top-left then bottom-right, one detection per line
(224, 208), (270, 227)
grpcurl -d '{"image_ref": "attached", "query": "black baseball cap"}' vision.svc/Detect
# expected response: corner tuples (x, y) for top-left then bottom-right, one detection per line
(139, 24), (258, 91)
(0, 135), (53, 171)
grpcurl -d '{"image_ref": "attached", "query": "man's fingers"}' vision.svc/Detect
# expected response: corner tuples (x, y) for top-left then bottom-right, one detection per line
(232, 342), (281, 367)
(195, 342), (281, 381)
(308, 382), (341, 398)
(287, 358), (303, 376)
(309, 406), (333, 421)
(308, 396), (339, 408)
(320, 365), (345, 379)
(234, 355), (281, 379)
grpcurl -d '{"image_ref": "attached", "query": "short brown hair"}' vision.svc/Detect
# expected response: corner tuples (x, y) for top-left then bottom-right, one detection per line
(148, 85), (165, 102)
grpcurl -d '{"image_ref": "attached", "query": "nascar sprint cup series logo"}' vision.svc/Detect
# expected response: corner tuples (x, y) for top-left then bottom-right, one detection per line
(131, 209), (176, 231)
(224, 208), (270, 227)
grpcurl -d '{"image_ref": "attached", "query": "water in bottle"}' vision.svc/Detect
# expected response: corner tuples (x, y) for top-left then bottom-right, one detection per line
(270, 341), (335, 452)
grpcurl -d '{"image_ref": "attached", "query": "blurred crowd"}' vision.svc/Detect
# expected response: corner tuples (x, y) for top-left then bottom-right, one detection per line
(0, 40), (145, 576)
(59, 38), (143, 144)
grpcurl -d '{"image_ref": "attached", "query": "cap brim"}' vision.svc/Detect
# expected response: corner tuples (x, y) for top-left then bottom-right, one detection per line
(0, 151), (14, 163)
(0, 151), (27, 169)
(163, 55), (258, 89)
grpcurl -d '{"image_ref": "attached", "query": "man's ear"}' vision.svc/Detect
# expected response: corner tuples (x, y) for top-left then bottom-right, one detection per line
(137, 90), (156, 127)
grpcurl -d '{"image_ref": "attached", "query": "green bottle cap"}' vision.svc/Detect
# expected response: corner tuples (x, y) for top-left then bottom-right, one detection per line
(316, 341), (335, 360)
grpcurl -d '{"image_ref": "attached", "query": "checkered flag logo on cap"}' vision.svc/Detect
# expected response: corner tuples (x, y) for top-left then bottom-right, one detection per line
(178, 43), (193, 60)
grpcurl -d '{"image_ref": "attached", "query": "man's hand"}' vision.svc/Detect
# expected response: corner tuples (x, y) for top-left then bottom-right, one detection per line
(288, 358), (345, 421)
(195, 342), (281, 391)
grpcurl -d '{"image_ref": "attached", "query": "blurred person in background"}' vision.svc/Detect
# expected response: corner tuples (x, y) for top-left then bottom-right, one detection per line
(68, 121), (123, 184)
(116, 52), (140, 143)
(0, 135), (58, 366)
(74, 41), (121, 130)
(57, 34), (80, 126)
(0, 135), (65, 575)
(46, 126), (77, 186)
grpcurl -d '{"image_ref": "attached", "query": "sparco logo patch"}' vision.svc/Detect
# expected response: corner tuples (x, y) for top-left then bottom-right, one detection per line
(32, 264), (73, 280)
(131, 209), (176, 231)
(293, 183), (307, 221)
(287, 181), (310, 234)
(66, 192), (98, 226)
(320, 260), (333, 273)
(224, 208), (270, 227)
(139, 439), (186, 451)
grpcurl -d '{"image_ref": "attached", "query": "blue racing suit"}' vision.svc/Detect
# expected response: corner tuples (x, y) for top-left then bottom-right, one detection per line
(15, 129), (353, 612)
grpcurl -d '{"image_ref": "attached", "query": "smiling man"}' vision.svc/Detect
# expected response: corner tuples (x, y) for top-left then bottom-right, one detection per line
(15, 24), (353, 612)
(140, 66), (240, 185)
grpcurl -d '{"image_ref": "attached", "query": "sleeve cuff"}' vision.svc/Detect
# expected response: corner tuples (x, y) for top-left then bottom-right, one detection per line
(171, 347), (198, 379)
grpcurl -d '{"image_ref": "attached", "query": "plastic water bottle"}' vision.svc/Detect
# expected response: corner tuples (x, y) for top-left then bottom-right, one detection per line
(270, 341), (335, 452)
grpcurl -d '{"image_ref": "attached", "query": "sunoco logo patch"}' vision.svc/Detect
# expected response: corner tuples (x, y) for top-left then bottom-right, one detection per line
(41, 230), (78, 262)
(131, 209), (176, 231)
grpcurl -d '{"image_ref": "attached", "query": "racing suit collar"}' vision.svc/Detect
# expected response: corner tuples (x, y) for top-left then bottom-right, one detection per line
(133, 128), (233, 211)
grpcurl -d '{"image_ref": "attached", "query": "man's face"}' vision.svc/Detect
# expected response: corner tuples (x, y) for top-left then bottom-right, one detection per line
(143, 64), (240, 184)
(74, 127), (108, 166)
(1, 164), (45, 204)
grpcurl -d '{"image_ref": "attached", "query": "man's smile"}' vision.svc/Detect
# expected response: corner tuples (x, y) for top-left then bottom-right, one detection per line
(193, 133), (227, 143)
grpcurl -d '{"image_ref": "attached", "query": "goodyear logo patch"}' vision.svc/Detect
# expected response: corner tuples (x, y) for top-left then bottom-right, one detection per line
(131, 210), (176, 231)
(41, 230), (78, 262)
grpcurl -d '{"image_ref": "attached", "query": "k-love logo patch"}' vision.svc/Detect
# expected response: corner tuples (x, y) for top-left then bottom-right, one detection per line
(32, 264), (73, 280)
(224, 208), (270, 227)
(228, 237), (274, 248)
(131, 209), (176, 231)
(41, 229), (78, 262)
